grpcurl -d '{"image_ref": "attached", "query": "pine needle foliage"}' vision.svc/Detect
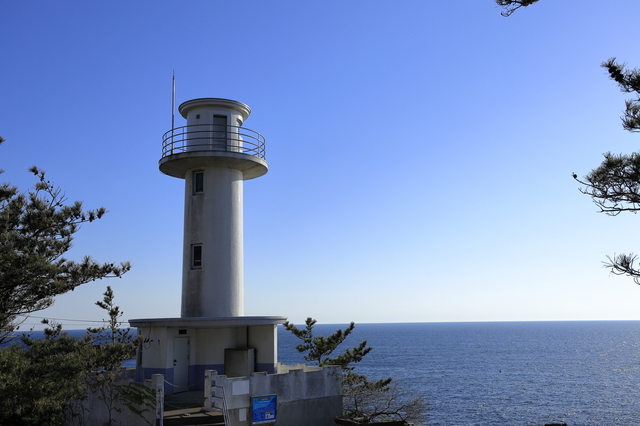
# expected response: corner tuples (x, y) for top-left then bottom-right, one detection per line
(284, 318), (425, 425)
(495, 6), (640, 285)
(284, 318), (371, 369)
(86, 286), (155, 425)
(0, 153), (130, 342)
(0, 323), (95, 425)
(495, 0), (540, 17)
(572, 60), (640, 283)
(0, 288), (154, 425)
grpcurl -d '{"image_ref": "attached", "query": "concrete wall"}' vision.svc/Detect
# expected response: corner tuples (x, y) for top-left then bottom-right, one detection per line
(72, 364), (341, 426)
(180, 99), (251, 155)
(248, 325), (278, 372)
(65, 369), (157, 426)
(205, 364), (342, 426)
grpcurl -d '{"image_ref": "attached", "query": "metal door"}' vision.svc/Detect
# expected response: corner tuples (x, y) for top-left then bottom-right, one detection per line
(212, 115), (227, 150)
(173, 337), (189, 392)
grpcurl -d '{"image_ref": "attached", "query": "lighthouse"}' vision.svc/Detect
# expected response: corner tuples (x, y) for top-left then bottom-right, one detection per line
(130, 98), (286, 392)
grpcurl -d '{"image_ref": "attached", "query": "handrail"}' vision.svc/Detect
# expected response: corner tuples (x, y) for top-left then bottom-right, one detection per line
(210, 382), (231, 426)
(161, 124), (266, 160)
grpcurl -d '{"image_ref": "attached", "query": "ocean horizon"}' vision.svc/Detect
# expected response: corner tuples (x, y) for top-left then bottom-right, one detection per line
(277, 320), (640, 426)
(8, 320), (640, 425)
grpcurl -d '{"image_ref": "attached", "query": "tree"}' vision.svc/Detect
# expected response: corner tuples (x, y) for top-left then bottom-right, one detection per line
(571, 59), (640, 283)
(284, 318), (425, 425)
(0, 322), (96, 425)
(342, 377), (427, 425)
(0, 140), (130, 342)
(0, 288), (154, 426)
(494, 3), (640, 284)
(495, 0), (541, 17)
(283, 318), (375, 371)
(87, 286), (154, 425)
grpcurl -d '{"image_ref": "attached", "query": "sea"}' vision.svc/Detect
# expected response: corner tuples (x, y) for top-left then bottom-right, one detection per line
(12, 321), (640, 425)
(277, 321), (640, 426)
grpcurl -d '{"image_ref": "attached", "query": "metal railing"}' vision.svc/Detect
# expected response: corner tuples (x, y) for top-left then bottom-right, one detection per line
(162, 124), (266, 160)
(209, 382), (231, 426)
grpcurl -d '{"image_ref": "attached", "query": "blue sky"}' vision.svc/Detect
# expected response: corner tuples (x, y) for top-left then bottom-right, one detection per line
(3, 1), (640, 329)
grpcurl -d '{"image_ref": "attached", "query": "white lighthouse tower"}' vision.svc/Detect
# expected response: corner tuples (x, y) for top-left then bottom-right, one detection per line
(160, 98), (266, 318)
(130, 98), (286, 393)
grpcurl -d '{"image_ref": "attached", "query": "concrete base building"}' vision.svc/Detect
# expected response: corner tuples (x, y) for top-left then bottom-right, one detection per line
(128, 317), (285, 392)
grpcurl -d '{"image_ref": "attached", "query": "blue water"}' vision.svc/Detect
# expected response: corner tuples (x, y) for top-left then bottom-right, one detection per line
(277, 321), (640, 426)
(12, 321), (639, 425)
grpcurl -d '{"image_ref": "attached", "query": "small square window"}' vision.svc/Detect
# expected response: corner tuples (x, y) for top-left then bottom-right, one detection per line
(193, 171), (204, 194)
(192, 244), (202, 269)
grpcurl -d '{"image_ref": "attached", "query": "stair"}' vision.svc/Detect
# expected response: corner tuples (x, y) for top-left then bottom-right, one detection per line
(164, 391), (205, 411)
(163, 407), (225, 426)
(163, 391), (225, 426)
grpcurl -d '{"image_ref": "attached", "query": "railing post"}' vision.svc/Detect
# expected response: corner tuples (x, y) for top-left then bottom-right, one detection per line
(204, 370), (213, 411)
(152, 374), (164, 426)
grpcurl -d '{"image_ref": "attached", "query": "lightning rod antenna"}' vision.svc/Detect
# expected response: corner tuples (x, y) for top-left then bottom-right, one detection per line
(171, 71), (176, 135)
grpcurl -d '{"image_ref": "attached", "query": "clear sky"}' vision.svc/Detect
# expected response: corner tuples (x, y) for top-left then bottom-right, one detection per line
(3, 1), (640, 330)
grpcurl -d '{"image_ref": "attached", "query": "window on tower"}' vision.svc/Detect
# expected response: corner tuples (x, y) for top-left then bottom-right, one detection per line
(192, 244), (202, 269)
(193, 171), (204, 194)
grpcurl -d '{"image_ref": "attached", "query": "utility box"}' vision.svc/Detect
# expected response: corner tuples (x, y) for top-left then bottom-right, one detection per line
(225, 348), (255, 378)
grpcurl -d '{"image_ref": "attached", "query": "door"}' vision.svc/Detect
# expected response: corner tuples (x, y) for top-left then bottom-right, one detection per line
(211, 115), (227, 150)
(173, 337), (189, 392)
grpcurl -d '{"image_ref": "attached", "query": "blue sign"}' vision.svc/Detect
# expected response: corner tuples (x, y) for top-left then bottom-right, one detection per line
(251, 394), (277, 424)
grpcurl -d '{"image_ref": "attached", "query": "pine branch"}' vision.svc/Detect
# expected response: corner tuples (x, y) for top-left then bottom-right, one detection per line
(0, 167), (130, 342)
(495, 0), (541, 17)
(604, 253), (640, 285)
(602, 58), (640, 132)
